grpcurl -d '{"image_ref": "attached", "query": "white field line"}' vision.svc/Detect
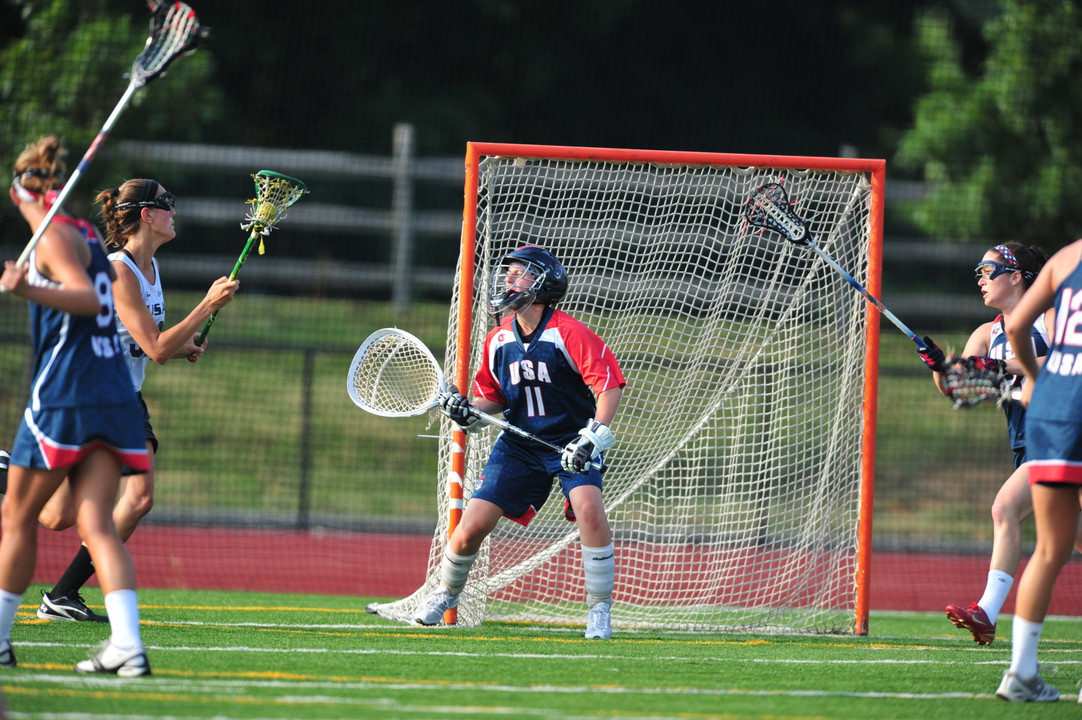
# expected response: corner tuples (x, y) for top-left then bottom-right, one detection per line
(12, 638), (1082, 663)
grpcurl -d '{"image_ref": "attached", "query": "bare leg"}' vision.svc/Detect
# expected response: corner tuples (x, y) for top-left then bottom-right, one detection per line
(0, 466), (68, 592)
(1014, 484), (1081, 623)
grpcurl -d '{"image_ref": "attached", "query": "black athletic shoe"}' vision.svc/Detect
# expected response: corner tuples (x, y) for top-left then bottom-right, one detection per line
(0, 449), (8, 495)
(0, 639), (16, 668)
(37, 591), (108, 622)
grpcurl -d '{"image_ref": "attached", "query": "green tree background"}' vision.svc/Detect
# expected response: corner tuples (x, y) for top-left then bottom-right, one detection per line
(897, 0), (1082, 246)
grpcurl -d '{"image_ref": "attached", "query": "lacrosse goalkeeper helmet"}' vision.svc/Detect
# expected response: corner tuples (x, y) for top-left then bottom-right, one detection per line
(489, 245), (568, 314)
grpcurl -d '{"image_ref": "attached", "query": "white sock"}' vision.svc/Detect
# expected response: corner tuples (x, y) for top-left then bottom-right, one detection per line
(103, 589), (142, 650)
(1009, 616), (1042, 679)
(977, 570), (1013, 624)
(439, 549), (476, 596)
(0, 589), (23, 642)
(582, 543), (615, 607)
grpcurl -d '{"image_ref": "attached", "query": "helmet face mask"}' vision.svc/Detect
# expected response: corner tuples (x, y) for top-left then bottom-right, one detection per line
(488, 246), (568, 315)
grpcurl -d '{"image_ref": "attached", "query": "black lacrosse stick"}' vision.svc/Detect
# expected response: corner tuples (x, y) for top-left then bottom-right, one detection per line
(745, 182), (812, 246)
(136, 1), (211, 86)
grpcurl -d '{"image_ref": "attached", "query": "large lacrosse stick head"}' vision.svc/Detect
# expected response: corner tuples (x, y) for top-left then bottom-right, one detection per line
(243, 170), (308, 236)
(489, 245), (568, 314)
(745, 182), (811, 246)
(347, 329), (446, 417)
(133, 2), (209, 87)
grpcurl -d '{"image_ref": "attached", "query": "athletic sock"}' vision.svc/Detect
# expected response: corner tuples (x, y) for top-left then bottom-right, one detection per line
(50, 546), (95, 599)
(0, 589), (23, 641)
(1009, 616), (1042, 679)
(582, 543), (615, 607)
(103, 589), (142, 650)
(439, 549), (477, 597)
(977, 569), (1013, 624)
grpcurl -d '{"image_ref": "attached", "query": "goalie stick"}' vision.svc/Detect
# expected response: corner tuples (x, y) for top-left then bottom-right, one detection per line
(11, 2), (207, 271)
(346, 328), (602, 469)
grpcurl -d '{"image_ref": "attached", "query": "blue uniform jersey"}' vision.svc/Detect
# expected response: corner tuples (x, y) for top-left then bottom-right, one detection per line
(1026, 256), (1082, 483)
(11, 219), (149, 471)
(988, 312), (1049, 451)
(472, 307), (625, 448)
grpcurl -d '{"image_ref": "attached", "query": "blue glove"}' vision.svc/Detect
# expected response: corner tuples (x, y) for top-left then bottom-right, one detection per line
(917, 336), (949, 372)
(966, 355), (1008, 376)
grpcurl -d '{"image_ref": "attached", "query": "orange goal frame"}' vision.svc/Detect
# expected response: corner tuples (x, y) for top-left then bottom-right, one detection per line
(453, 142), (886, 634)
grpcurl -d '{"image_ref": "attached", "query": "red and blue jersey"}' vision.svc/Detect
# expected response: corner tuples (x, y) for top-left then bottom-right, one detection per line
(1027, 257), (1082, 483)
(989, 312), (1049, 451)
(472, 307), (625, 448)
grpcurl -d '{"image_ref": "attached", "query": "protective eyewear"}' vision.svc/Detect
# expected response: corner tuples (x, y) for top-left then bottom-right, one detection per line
(974, 260), (1017, 281)
(117, 191), (176, 212)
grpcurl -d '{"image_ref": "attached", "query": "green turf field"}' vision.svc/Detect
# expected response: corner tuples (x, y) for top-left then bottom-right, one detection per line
(4, 586), (1081, 719)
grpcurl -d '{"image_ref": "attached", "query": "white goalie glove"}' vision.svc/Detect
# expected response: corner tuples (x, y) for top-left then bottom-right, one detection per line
(561, 420), (616, 473)
(437, 384), (489, 434)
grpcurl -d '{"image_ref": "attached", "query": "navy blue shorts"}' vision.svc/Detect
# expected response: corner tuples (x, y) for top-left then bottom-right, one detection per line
(472, 436), (603, 526)
(11, 401), (150, 473)
(1025, 417), (1082, 485)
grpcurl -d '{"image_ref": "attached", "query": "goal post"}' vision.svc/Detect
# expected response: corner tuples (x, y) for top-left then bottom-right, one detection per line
(369, 143), (885, 635)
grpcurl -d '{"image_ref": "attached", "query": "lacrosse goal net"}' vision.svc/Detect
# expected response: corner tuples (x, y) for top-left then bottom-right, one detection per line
(368, 143), (885, 634)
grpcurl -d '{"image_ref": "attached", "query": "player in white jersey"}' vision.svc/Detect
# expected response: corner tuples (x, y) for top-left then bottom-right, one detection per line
(35, 178), (238, 624)
(0, 135), (150, 675)
(919, 243), (1082, 646)
(998, 238), (1082, 702)
(413, 246), (626, 638)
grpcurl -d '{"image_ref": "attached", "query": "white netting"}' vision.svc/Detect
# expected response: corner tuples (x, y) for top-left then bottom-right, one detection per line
(246, 172), (307, 233)
(369, 152), (878, 634)
(346, 330), (444, 417)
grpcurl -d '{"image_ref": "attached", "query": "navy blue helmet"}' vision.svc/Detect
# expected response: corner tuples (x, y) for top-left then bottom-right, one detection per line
(489, 245), (568, 314)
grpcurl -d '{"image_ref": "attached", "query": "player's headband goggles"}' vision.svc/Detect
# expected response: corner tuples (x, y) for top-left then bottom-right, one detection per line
(974, 260), (1017, 280)
(116, 191), (176, 212)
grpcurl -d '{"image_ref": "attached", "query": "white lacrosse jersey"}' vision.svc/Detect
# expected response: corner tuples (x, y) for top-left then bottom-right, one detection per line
(109, 250), (165, 391)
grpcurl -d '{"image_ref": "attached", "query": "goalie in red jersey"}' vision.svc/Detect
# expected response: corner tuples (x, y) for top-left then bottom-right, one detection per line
(413, 245), (625, 638)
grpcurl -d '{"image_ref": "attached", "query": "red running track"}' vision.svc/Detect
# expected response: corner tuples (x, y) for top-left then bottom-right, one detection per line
(31, 525), (1082, 617)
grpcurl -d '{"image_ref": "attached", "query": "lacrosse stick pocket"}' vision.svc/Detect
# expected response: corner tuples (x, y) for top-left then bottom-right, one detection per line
(942, 356), (1014, 409)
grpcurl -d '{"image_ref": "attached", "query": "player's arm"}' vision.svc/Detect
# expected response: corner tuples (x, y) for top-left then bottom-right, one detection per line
(561, 385), (624, 474)
(1006, 249), (1068, 404)
(1001, 308), (1054, 376)
(112, 261), (237, 363)
(6, 226), (99, 315)
(593, 386), (623, 427)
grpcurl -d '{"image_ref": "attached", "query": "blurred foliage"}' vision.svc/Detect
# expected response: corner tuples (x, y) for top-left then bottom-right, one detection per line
(897, 0), (1082, 249)
(5, 0), (1082, 251)
(0, 0), (225, 238)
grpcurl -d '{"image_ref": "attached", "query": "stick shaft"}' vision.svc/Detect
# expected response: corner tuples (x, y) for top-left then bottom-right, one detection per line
(194, 229), (258, 346)
(471, 408), (602, 470)
(15, 83), (138, 267)
(806, 239), (922, 347)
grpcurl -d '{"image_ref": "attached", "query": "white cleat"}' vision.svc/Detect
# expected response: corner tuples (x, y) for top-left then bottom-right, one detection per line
(75, 640), (151, 677)
(995, 669), (1059, 702)
(585, 601), (612, 639)
(413, 587), (458, 626)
